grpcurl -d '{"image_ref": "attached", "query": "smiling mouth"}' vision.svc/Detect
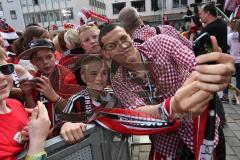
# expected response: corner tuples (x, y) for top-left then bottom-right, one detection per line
(0, 85), (7, 90)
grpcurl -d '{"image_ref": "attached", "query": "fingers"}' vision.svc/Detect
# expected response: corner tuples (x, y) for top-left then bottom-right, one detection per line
(30, 107), (39, 121)
(182, 71), (197, 86)
(196, 81), (229, 92)
(196, 52), (235, 66)
(174, 81), (200, 102)
(36, 101), (49, 120)
(210, 36), (222, 52)
(195, 63), (234, 76)
(25, 108), (34, 114)
(60, 122), (85, 144)
(195, 71), (231, 83)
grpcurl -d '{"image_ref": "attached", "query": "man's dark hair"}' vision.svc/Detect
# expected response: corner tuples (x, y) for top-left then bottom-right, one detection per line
(98, 24), (118, 48)
(26, 23), (41, 28)
(202, 3), (217, 17)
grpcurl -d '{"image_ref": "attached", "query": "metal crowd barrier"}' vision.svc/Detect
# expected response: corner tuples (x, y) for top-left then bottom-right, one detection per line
(17, 124), (130, 160)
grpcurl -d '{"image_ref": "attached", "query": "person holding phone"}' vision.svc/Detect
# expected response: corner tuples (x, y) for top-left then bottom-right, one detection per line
(19, 39), (77, 136)
(98, 24), (234, 160)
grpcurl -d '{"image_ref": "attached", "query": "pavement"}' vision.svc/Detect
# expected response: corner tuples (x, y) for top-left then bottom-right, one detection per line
(130, 95), (240, 160)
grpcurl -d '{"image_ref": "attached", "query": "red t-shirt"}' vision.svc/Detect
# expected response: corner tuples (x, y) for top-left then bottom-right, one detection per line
(0, 99), (29, 160)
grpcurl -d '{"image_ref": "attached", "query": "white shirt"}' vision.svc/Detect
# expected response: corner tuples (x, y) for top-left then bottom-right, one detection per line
(228, 32), (240, 63)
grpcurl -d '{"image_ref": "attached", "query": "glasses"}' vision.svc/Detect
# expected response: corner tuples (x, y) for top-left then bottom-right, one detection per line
(0, 64), (14, 75)
(103, 40), (132, 51)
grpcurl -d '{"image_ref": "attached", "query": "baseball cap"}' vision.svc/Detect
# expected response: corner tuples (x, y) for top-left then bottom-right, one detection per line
(19, 39), (55, 60)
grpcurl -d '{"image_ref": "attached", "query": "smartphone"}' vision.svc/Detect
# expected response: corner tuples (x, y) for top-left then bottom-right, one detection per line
(192, 32), (213, 57)
(29, 78), (42, 84)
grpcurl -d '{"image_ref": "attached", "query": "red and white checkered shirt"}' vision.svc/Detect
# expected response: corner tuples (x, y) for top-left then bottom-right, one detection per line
(132, 24), (193, 50)
(112, 33), (220, 158)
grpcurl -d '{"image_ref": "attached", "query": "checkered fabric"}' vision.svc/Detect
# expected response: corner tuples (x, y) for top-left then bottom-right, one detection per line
(133, 25), (193, 50)
(112, 33), (220, 158)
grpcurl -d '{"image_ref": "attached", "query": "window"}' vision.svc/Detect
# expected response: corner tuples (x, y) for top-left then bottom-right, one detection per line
(36, 13), (41, 23)
(27, 0), (33, 6)
(0, 2), (3, 11)
(112, 2), (125, 14)
(42, 12), (47, 22)
(151, 0), (166, 11)
(7, 0), (14, 2)
(62, 8), (74, 20)
(21, 0), (27, 7)
(48, 12), (54, 21)
(33, 0), (39, 5)
(10, 10), (17, 20)
(54, 11), (60, 21)
(131, 0), (145, 12)
(172, 0), (187, 8)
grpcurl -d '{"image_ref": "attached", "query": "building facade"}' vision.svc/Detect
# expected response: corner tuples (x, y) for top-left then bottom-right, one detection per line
(0, 0), (106, 31)
(105, 0), (216, 23)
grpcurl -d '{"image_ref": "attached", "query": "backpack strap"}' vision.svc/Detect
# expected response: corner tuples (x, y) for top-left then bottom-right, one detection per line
(133, 38), (145, 44)
(154, 26), (161, 35)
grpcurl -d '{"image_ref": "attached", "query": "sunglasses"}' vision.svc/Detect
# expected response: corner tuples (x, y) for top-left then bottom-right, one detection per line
(0, 64), (14, 75)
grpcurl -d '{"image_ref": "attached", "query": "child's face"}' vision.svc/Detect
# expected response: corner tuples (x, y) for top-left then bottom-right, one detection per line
(80, 28), (101, 54)
(81, 61), (108, 92)
(31, 49), (56, 77)
(0, 60), (13, 101)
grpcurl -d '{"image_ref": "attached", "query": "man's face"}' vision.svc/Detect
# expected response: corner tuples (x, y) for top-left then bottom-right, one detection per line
(0, 60), (13, 101)
(101, 26), (135, 65)
(31, 49), (56, 76)
(80, 28), (101, 54)
(81, 61), (108, 92)
(199, 7), (208, 23)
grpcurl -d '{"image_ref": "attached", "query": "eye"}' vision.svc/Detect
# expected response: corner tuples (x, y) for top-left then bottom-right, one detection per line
(103, 70), (108, 75)
(90, 71), (98, 76)
(92, 35), (98, 40)
(82, 38), (90, 43)
(104, 43), (116, 51)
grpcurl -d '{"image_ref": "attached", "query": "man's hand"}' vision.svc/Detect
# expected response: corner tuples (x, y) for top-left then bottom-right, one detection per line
(172, 76), (213, 117)
(194, 36), (235, 92)
(60, 122), (87, 144)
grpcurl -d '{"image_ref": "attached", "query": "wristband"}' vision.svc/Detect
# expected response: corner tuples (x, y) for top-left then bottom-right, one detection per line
(52, 95), (62, 104)
(25, 151), (47, 160)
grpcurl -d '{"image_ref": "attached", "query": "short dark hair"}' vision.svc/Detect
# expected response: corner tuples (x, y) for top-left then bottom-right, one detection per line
(98, 24), (118, 48)
(202, 3), (217, 17)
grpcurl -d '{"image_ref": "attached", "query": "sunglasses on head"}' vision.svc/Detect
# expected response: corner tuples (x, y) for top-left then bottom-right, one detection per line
(0, 64), (14, 75)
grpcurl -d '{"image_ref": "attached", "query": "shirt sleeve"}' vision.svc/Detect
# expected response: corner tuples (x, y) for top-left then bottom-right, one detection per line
(160, 25), (193, 50)
(142, 34), (197, 74)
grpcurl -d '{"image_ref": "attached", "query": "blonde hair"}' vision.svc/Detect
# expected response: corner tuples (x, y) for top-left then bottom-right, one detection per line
(64, 29), (80, 46)
(0, 47), (7, 61)
(78, 24), (100, 42)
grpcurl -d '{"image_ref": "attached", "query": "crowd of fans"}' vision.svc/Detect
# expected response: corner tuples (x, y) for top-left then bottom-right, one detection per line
(0, 2), (239, 160)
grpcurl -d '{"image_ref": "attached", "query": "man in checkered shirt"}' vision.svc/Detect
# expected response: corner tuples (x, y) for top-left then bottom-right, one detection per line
(118, 6), (193, 51)
(118, 6), (225, 159)
(98, 24), (234, 159)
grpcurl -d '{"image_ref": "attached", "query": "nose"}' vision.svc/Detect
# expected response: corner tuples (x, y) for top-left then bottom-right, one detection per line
(95, 72), (103, 82)
(42, 58), (49, 64)
(90, 37), (96, 43)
